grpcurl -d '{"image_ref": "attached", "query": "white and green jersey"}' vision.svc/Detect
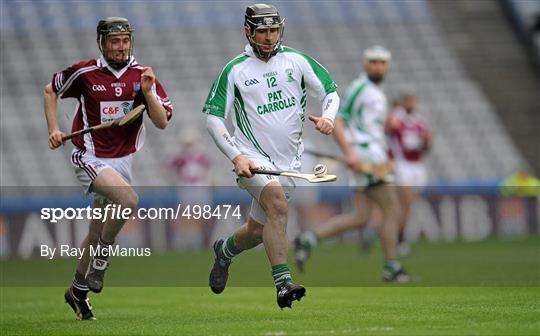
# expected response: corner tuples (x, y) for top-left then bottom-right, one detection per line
(339, 74), (388, 150)
(203, 44), (337, 171)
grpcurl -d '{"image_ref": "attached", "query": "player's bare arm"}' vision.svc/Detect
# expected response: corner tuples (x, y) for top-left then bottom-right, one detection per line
(141, 67), (168, 129)
(424, 129), (433, 151)
(333, 117), (359, 169)
(43, 82), (65, 149)
(385, 112), (400, 134)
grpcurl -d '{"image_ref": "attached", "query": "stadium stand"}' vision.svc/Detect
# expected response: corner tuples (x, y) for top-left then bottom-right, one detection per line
(430, 0), (540, 176)
(0, 0), (529, 188)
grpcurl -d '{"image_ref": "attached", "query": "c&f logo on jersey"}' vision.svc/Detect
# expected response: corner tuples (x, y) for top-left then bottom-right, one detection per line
(92, 85), (107, 92)
(286, 68), (295, 82)
(100, 101), (134, 123)
(244, 78), (260, 86)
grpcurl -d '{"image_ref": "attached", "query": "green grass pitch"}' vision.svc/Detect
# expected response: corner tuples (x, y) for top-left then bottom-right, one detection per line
(1, 237), (539, 335)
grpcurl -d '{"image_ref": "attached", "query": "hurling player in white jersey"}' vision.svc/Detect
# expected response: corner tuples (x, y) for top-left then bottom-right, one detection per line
(44, 18), (171, 320)
(295, 46), (411, 283)
(203, 3), (339, 308)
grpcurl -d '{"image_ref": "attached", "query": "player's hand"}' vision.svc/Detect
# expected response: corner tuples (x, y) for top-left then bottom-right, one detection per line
(141, 67), (156, 95)
(308, 115), (334, 135)
(232, 155), (258, 178)
(48, 129), (65, 150)
(385, 113), (400, 134)
(371, 161), (394, 178)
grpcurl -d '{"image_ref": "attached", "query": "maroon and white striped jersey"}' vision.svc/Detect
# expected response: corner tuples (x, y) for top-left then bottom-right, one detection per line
(388, 107), (429, 162)
(52, 56), (173, 158)
(167, 148), (211, 186)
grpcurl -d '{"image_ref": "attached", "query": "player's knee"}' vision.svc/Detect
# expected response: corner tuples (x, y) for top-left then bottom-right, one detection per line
(352, 209), (369, 226)
(386, 201), (402, 221)
(261, 186), (288, 223)
(120, 191), (139, 212)
(374, 193), (401, 222)
(265, 198), (288, 224)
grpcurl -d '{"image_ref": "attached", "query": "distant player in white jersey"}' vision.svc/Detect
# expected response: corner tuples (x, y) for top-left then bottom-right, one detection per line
(204, 3), (339, 308)
(387, 92), (432, 256)
(295, 46), (411, 283)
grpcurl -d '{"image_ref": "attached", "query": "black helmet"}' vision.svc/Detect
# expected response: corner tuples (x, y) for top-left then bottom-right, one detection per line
(96, 17), (134, 69)
(244, 4), (284, 59)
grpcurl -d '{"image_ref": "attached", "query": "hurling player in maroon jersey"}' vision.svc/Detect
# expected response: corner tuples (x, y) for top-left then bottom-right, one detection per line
(44, 17), (173, 320)
(387, 92), (431, 256)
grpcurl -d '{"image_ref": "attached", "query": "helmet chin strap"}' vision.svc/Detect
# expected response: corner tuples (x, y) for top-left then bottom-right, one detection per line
(107, 58), (129, 70)
(249, 38), (278, 60)
(247, 28), (282, 60)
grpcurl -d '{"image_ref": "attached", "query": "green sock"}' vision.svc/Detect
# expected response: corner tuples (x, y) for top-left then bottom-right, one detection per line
(272, 264), (292, 289)
(300, 229), (320, 249)
(221, 235), (241, 259)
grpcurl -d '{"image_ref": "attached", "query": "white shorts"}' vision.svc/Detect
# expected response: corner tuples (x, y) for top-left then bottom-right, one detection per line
(291, 152), (319, 205)
(237, 154), (294, 224)
(70, 148), (133, 197)
(349, 143), (394, 188)
(394, 160), (427, 187)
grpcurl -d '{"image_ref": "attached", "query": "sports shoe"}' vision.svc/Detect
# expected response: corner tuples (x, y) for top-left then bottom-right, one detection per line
(209, 239), (231, 294)
(86, 258), (108, 293)
(277, 283), (306, 309)
(293, 237), (310, 273)
(383, 267), (411, 283)
(64, 287), (95, 320)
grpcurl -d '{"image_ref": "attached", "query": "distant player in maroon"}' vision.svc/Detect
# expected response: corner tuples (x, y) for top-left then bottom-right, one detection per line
(388, 98), (430, 164)
(43, 17), (172, 320)
(167, 131), (211, 186)
(386, 93), (431, 256)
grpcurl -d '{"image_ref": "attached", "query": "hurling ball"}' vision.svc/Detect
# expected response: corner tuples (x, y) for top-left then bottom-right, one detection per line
(313, 163), (328, 177)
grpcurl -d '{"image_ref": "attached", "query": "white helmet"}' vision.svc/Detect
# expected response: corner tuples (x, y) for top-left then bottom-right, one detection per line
(363, 45), (392, 63)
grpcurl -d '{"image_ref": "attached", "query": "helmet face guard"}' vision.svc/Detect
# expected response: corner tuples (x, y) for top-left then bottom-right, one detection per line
(244, 4), (284, 60)
(96, 17), (134, 70)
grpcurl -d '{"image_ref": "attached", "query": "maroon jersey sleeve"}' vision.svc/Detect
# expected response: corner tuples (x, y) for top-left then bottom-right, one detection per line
(51, 59), (97, 99)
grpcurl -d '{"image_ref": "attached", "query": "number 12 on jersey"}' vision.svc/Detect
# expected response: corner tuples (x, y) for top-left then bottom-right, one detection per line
(266, 77), (277, 88)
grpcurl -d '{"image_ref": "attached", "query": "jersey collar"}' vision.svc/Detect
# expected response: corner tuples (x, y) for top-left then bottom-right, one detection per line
(243, 44), (284, 61)
(97, 56), (135, 79)
(243, 44), (255, 57)
(360, 72), (382, 87)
